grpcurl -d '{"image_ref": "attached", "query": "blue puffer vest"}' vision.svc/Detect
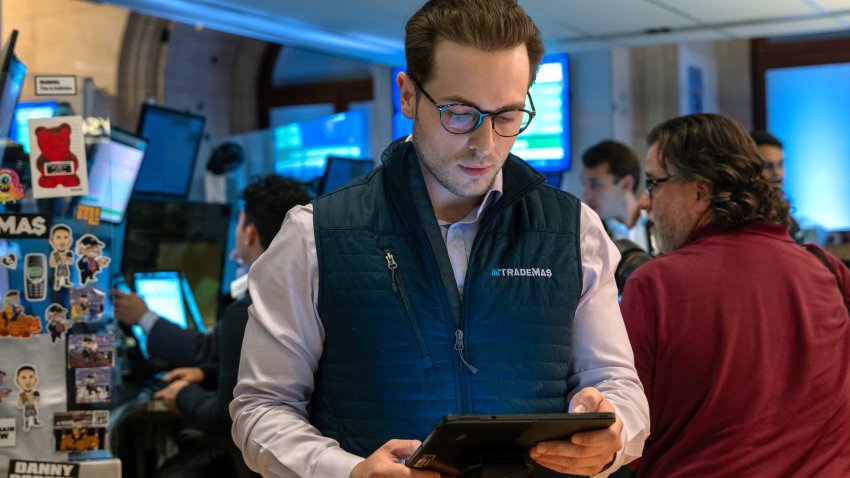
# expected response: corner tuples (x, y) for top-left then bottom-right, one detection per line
(311, 139), (582, 457)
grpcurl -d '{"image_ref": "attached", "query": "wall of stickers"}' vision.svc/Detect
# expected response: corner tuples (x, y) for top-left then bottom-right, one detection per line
(0, 74), (122, 477)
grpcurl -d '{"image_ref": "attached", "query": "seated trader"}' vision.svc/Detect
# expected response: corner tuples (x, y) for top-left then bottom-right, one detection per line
(749, 130), (804, 243)
(114, 174), (311, 428)
(230, 1), (649, 477)
(580, 140), (652, 253)
(621, 114), (850, 477)
(114, 175), (310, 477)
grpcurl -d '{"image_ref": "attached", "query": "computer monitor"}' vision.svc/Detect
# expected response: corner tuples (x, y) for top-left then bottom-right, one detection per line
(507, 53), (571, 172)
(317, 156), (374, 195)
(78, 127), (147, 223)
(11, 100), (57, 153)
(123, 198), (231, 323)
(134, 103), (205, 197)
(0, 30), (27, 142)
(133, 270), (190, 329)
(274, 109), (369, 183)
(129, 270), (203, 360)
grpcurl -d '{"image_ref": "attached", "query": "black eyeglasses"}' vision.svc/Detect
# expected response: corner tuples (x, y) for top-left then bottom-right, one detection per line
(644, 176), (673, 199)
(408, 76), (535, 137)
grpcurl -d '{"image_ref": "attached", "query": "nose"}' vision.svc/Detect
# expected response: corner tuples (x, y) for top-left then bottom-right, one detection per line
(583, 186), (593, 202)
(639, 190), (652, 211)
(468, 116), (497, 157)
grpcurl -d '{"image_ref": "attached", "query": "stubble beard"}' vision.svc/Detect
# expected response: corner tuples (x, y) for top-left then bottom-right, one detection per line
(412, 115), (501, 199)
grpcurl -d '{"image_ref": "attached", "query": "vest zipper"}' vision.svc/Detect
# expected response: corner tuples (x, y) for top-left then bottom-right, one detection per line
(453, 329), (478, 374)
(385, 250), (433, 370)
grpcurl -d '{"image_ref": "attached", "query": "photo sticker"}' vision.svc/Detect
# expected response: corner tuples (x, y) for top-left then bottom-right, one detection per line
(53, 410), (108, 452)
(67, 333), (114, 368)
(74, 367), (111, 405)
(69, 288), (105, 322)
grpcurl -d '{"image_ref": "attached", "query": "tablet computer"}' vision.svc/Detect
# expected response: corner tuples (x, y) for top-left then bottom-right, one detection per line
(407, 412), (615, 475)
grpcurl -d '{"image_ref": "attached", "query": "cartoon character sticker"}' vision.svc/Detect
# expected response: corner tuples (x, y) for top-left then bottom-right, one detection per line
(15, 364), (43, 432)
(0, 168), (25, 204)
(75, 234), (110, 287)
(46, 303), (72, 343)
(49, 224), (74, 291)
(70, 288), (105, 322)
(0, 370), (13, 403)
(0, 252), (17, 270)
(27, 115), (89, 199)
(0, 290), (42, 337)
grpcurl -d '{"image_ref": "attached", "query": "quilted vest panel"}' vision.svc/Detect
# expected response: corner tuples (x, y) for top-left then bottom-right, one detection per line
(311, 140), (582, 457)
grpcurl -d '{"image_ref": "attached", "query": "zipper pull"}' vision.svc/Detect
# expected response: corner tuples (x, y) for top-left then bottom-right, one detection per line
(385, 251), (398, 293)
(454, 329), (478, 374)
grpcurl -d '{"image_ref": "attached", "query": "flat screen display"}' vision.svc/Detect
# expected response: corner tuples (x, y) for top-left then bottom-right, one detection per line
(391, 53), (571, 172)
(274, 109), (369, 183)
(134, 104), (205, 197)
(133, 270), (189, 329)
(11, 100), (57, 153)
(510, 53), (570, 172)
(78, 127), (146, 223)
(123, 198), (231, 324)
(317, 156), (374, 195)
(0, 31), (26, 143)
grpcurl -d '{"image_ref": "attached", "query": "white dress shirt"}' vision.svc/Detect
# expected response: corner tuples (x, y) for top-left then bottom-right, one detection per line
(230, 174), (649, 477)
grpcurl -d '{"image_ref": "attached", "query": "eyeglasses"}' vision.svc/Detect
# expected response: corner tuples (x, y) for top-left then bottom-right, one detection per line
(644, 176), (673, 199)
(409, 76), (535, 137)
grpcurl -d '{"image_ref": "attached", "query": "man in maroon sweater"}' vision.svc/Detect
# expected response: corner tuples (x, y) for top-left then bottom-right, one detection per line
(621, 113), (850, 477)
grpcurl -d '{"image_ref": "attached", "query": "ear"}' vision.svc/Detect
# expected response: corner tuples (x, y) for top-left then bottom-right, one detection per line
(243, 223), (259, 247)
(620, 175), (635, 194)
(693, 180), (712, 214)
(397, 71), (417, 120)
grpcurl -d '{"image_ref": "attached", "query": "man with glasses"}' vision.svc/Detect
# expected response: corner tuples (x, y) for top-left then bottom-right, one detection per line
(231, 1), (648, 477)
(621, 114), (850, 477)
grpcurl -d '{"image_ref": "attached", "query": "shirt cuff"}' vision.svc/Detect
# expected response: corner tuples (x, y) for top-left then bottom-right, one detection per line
(312, 446), (364, 478)
(139, 311), (159, 335)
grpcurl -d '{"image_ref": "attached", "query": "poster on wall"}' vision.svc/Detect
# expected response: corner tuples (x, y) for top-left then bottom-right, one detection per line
(27, 116), (89, 199)
(0, 335), (68, 462)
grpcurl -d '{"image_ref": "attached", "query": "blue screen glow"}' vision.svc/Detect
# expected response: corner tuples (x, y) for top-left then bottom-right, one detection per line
(274, 109), (369, 182)
(766, 62), (850, 231)
(11, 101), (57, 153)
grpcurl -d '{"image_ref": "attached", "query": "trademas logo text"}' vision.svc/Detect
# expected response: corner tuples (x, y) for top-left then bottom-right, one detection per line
(490, 267), (553, 278)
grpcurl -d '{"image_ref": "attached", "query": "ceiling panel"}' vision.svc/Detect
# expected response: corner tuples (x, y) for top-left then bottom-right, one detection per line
(651, 0), (818, 24)
(615, 28), (730, 47)
(91, 0), (850, 65)
(808, 0), (850, 11)
(533, 17), (586, 41)
(721, 16), (847, 37)
(524, 0), (697, 37)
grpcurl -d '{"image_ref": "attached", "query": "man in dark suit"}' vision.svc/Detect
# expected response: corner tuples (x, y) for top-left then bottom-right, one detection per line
(114, 174), (311, 478)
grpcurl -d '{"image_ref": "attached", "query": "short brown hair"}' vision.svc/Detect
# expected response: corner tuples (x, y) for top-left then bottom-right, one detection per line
(647, 114), (790, 230)
(404, 0), (544, 86)
(581, 140), (641, 193)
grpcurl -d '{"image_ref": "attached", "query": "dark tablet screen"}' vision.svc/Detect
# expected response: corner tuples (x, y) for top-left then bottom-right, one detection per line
(407, 412), (615, 475)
